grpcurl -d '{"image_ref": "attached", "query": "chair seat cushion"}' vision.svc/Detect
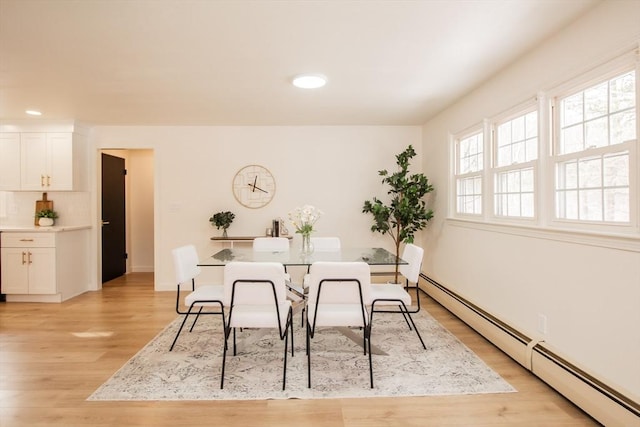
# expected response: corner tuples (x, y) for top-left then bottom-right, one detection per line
(369, 283), (412, 306)
(307, 304), (368, 327)
(185, 284), (224, 307)
(229, 301), (292, 328)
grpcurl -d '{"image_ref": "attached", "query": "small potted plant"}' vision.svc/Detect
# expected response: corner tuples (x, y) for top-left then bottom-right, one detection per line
(209, 211), (235, 238)
(36, 208), (58, 227)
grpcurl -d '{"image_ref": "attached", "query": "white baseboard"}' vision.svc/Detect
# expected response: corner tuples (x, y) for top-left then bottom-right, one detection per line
(421, 274), (640, 427)
(131, 265), (154, 273)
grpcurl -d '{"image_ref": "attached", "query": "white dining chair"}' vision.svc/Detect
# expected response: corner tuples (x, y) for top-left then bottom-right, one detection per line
(298, 237), (342, 325)
(369, 243), (426, 349)
(221, 261), (294, 390)
(301, 236), (341, 286)
(253, 236), (303, 308)
(170, 244), (225, 351)
(252, 237), (290, 252)
(306, 261), (373, 388)
(309, 236), (341, 252)
(252, 237), (292, 279)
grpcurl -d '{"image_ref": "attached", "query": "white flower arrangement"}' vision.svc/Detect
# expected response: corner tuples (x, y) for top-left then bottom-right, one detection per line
(288, 204), (323, 235)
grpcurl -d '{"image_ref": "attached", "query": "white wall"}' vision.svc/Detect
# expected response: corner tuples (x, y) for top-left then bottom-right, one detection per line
(421, 1), (640, 400)
(92, 125), (422, 286)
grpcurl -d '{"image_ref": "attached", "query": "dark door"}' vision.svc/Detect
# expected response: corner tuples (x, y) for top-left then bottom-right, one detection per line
(101, 153), (126, 283)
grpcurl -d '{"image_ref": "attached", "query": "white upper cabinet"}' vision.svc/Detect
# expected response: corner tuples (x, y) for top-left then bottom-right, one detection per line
(0, 133), (21, 190)
(0, 130), (86, 191)
(20, 133), (75, 191)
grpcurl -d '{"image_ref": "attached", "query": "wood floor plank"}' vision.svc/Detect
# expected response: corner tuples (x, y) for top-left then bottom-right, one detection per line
(0, 273), (600, 426)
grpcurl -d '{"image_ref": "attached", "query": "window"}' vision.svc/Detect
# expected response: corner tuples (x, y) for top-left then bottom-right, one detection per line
(493, 110), (538, 218)
(454, 131), (483, 215)
(449, 51), (638, 241)
(554, 70), (635, 224)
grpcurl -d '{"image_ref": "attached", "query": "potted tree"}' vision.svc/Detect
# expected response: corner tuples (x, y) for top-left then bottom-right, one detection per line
(362, 145), (434, 283)
(209, 211), (235, 238)
(35, 208), (59, 227)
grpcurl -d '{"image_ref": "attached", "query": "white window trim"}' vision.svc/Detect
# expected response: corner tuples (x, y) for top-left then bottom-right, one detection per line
(446, 47), (640, 249)
(547, 59), (638, 233)
(450, 124), (486, 218)
(490, 99), (540, 223)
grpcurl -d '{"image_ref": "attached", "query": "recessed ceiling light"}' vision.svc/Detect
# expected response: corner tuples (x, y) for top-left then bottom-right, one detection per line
(25, 110), (42, 116)
(292, 74), (327, 89)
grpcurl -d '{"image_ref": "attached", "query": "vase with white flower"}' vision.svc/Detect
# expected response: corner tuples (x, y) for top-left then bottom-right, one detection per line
(288, 205), (323, 254)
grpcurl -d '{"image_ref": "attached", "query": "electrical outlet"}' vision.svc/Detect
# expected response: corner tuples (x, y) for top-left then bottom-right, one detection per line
(538, 314), (548, 334)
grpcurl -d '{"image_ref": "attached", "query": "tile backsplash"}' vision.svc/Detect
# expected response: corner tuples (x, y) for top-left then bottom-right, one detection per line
(0, 191), (91, 227)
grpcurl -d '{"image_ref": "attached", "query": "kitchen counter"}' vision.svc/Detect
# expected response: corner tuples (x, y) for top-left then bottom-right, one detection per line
(0, 225), (91, 232)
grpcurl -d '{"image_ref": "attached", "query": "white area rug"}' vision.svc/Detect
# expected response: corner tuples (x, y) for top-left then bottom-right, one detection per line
(88, 309), (515, 400)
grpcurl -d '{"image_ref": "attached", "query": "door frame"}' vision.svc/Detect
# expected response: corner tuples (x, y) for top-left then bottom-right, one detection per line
(95, 148), (156, 290)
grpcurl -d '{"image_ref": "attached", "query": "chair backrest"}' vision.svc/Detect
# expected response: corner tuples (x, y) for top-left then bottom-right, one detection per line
(223, 261), (288, 307)
(253, 237), (290, 252)
(307, 261), (371, 308)
(399, 243), (424, 284)
(310, 237), (341, 252)
(172, 244), (201, 285)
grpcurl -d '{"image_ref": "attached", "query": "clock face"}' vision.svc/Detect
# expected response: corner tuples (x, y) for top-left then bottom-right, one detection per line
(232, 165), (276, 209)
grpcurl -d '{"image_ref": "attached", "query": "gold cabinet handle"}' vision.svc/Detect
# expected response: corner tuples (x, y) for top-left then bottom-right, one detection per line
(22, 251), (27, 265)
(47, 175), (51, 186)
(41, 175), (45, 187)
(19, 238), (34, 242)
(28, 251), (33, 264)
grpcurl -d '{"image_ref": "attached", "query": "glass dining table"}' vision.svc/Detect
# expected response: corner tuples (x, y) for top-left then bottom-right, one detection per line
(198, 246), (407, 267)
(198, 246), (406, 355)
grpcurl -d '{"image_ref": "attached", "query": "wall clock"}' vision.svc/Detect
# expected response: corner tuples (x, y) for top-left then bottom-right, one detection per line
(232, 164), (276, 209)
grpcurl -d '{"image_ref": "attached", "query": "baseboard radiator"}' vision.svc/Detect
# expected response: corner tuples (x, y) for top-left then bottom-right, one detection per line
(420, 274), (640, 427)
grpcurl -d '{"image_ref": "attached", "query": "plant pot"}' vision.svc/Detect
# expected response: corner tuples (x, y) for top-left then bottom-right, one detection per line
(38, 217), (54, 227)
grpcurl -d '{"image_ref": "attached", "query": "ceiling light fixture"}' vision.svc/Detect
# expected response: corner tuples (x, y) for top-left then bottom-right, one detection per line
(292, 74), (327, 89)
(25, 110), (42, 116)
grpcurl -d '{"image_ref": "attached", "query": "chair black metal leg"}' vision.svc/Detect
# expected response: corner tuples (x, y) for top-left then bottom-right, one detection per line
(282, 325), (289, 391)
(169, 309), (194, 351)
(290, 313), (295, 357)
(367, 325), (374, 388)
(401, 302), (426, 349)
(220, 327), (230, 389)
(362, 326), (367, 355)
(233, 327), (237, 356)
(306, 323), (312, 388)
(188, 306), (204, 332)
(398, 305), (412, 330)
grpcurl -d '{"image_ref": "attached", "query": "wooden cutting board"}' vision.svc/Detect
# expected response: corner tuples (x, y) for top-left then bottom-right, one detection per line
(34, 192), (54, 225)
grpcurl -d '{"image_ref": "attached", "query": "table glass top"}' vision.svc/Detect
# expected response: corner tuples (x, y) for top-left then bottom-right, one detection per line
(198, 247), (406, 267)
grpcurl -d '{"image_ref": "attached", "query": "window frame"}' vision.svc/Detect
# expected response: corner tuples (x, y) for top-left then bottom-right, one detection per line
(447, 48), (640, 243)
(548, 63), (638, 233)
(490, 103), (540, 223)
(451, 126), (485, 218)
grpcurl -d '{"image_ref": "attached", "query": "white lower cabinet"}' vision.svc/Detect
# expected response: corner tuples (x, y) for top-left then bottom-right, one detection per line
(2, 247), (56, 294)
(1, 229), (90, 302)
(2, 233), (56, 295)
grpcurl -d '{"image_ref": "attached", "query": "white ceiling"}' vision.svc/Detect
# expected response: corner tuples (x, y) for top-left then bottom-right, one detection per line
(0, 0), (599, 126)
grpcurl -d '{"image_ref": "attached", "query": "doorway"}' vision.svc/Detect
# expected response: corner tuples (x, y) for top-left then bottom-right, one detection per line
(100, 149), (155, 284)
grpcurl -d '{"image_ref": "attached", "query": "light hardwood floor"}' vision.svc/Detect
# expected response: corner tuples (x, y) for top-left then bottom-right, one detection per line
(0, 273), (600, 426)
